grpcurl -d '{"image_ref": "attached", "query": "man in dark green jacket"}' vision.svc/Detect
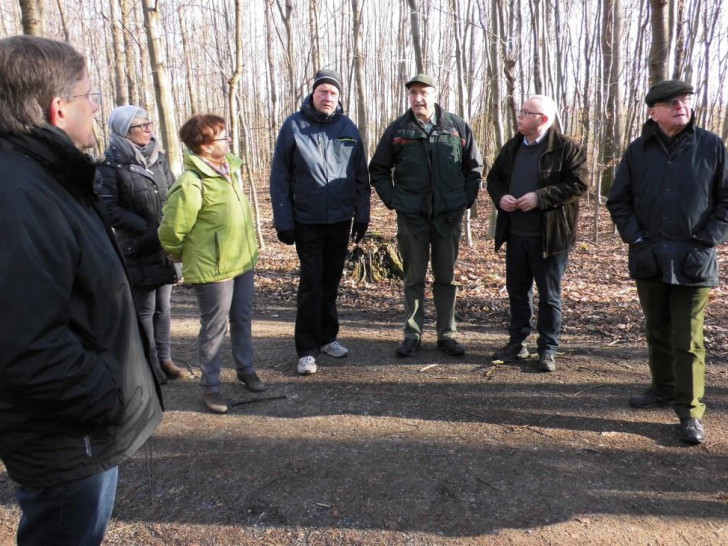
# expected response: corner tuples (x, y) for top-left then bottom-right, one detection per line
(369, 74), (483, 357)
(607, 80), (728, 445)
(486, 94), (587, 372)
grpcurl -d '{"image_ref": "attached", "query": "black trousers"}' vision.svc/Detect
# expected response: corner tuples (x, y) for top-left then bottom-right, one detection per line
(505, 235), (569, 356)
(294, 221), (351, 357)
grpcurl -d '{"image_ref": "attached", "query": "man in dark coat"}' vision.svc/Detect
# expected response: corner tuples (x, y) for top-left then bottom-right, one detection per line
(487, 94), (587, 372)
(607, 80), (728, 445)
(369, 74), (483, 358)
(0, 36), (162, 545)
(270, 70), (370, 376)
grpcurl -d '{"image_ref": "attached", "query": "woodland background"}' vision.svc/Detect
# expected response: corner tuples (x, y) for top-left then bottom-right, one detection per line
(4, 0), (728, 219)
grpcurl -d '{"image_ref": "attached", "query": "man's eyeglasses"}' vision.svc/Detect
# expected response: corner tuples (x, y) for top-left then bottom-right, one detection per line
(516, 109), (543, 117)
(72, 91), (102, 105)
(129, 122), (154, 132)
(657, 94), (693, 108)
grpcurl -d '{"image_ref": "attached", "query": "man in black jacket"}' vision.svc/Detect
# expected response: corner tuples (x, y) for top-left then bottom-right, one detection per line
(370, 74), (483, 358)
(487, 94), (587, 372)
(607, 80), (728, 445)
(0, 36), (162, 545)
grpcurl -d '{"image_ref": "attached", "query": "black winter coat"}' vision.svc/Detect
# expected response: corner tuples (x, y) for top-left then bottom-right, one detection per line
(487, 128), (587, 257)
(97, 145), (177, 288)
(0, 125), (162, 488)
(607, 116), (728, 287)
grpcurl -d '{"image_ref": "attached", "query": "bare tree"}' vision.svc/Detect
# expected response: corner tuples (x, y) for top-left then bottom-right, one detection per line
(19, 0), (43, 36)
(649, 0), (670, 84)
(351, 0), (368, 152)
(110, 0), (129, 105)
(141, 0), (180, 173)
(600, 0), (624, 197)
(229, 0), (243, 156)
(178, 9), (199, 115)
(407, 0), (424, 73)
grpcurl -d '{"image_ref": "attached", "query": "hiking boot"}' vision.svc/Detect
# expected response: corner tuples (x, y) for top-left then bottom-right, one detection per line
(160, 359), (183, 379)
(321, 341), (349, 358)
(203, 392), (228, 414)
(538, 353), (556, 372)
(492, 341), (529, 362)
(396, 337), (420, 357)
(237, 371), (265, 392)
(677, 418), (705, 445)
(437, 338), (465, 356)
(628, 388), (675, 409)
(297, 356), (317, 375)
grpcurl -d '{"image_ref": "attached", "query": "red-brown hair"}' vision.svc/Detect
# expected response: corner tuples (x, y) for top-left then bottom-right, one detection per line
(178, 114), (226, 154)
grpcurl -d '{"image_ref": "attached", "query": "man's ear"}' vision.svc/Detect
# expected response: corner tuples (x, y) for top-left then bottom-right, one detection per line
(47, 96), (64, 128)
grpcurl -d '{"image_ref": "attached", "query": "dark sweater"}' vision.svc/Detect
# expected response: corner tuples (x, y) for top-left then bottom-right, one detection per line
(508, 138), (547, 237)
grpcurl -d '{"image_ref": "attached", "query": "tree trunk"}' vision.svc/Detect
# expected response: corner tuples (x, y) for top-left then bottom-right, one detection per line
(54, 0), (69, 41)
(264, 0), (279, 154)
(178, 9), (199, 115)
(110, 0), (129, 106)
(275, 0), (296, 110)
(649, 0), (670, 84)
(121, 0), (140, 106)
(19, 0), (43, 36)
(309, 0), (321, 72)
(406, 0), (424, 73)
(229, 0), (244, 157)
(351, 0), (368, 153)
(600, 0), (624, 197)
(141, 0), (181, 173)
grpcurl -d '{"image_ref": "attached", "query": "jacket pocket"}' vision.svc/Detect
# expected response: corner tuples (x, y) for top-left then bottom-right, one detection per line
(392, 189), (425, 214)
(684, 246), (717, 282)
(628, 242), (658, 279)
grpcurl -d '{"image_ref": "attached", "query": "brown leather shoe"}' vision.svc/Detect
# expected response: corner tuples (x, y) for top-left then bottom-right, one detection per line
(161, 359), (183, 379)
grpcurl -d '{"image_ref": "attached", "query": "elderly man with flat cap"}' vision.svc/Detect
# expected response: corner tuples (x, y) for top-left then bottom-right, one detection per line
(607, 80), (728, 445)
(270, 69), (370, 375)
(369, 74), (483, 357)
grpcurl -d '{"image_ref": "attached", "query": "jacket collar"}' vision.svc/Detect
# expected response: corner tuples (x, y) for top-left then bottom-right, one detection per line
(505, 126), (563, 155)
(0, 124), (98, 199)
(300, 94), (343, 124)
(641, 111), (696, 142)
(183, 152), (243, 178)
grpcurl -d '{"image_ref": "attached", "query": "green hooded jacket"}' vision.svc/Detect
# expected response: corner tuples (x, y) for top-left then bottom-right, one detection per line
(159, 153), (258, 284)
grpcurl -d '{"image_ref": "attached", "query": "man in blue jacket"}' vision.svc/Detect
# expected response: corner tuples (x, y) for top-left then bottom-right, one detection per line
(0, 36), (162, 545)
(270, 70), (370, 375)
(608, 80), (728, 445)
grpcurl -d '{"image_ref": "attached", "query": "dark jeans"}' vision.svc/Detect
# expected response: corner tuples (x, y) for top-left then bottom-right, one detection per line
(132, 284), (173, 381)
(193, 271), (255, 393)
(396, 214), (460, 340)
(16, 466), (118, 546)
(294, 221), (351, 357)
(505, 235), (569, 356)
(636, 280), (710, 419)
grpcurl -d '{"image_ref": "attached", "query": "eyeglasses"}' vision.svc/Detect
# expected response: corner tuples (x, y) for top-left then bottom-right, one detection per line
(657, 94), (693, 108)
(213, 136), (232, 142)
(129, 121), (154, 132)
(72, 91), (102, 105)
(517, 109), (543, 117)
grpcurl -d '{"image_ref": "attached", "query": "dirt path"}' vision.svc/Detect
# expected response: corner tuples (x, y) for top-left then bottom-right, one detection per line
(2, 284), (726, 545)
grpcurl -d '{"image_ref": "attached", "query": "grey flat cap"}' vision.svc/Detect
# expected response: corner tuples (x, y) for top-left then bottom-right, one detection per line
(405, 73), (435, 89)
(645, 79), (694, 107)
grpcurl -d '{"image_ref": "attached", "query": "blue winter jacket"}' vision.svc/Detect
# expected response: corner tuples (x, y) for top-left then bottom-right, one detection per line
(270, 96), (370, 231)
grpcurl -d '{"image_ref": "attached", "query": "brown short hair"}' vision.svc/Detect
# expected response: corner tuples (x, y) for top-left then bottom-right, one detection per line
(178, 114), (226, 154)
(0, 35), (87, 134)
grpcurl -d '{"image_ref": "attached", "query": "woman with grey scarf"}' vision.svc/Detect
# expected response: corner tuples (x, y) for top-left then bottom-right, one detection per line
(98, 105), (183, 384)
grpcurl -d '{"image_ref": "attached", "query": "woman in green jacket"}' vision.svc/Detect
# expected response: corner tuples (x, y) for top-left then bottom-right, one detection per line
(159, 114), (262, 414)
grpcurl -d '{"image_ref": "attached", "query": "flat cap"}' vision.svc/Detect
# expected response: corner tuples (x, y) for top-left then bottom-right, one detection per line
(645, 79), (694, 107)
(405, 73), (435, 89)
(313, 69), (341, 93)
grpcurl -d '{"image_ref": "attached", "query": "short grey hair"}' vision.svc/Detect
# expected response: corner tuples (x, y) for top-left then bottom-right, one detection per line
(528, 94), (558, 129)
(0, 35), (87, 134)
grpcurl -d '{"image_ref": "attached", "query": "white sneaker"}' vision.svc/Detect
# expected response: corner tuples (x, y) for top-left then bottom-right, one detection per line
(321, 341), (349, 358)
(297, 356), (317, 375)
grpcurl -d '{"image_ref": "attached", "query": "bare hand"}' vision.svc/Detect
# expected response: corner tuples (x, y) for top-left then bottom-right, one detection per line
(499, 194), (519, 212)
(516, 192), (538, 211)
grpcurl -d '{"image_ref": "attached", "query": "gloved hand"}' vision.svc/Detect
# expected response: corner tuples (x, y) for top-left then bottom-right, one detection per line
(277, 229), (295, 245)
(351, 222), (368, 244)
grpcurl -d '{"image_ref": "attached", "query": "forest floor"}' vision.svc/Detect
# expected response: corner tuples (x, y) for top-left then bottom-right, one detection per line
(1, 199), (728, 545)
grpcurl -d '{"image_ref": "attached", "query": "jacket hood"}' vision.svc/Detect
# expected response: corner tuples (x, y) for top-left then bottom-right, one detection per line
(183, 151), (243, 177)
(300, 94), (343, 124)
